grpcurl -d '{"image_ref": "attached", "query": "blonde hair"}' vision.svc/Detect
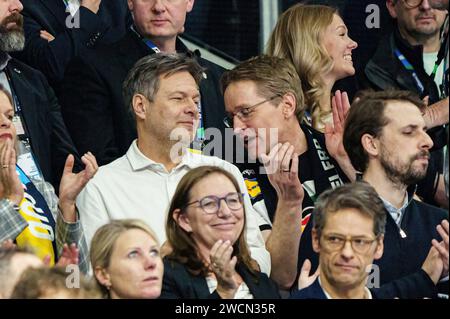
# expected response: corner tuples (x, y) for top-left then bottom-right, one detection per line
(90, 219), (160, 297)
(266, 4), (338, 129)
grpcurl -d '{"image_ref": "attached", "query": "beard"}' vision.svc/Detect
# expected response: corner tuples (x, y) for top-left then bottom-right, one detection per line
(0, 13), (25, 52)
(380, 147), (430, 186)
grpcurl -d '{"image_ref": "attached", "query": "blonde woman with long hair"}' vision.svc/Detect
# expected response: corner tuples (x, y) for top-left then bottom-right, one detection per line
(267, 4), (357, 132)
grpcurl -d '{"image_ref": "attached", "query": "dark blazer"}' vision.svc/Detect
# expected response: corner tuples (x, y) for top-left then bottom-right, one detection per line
(16, 0), (132, 85)
(291, 272), (437, 300)
(290, 279), (328, 299)
(160, 258), (280, 299)
(60, 28), (227, 166)
(290, 278), (383, 299)
(5, 58), (81, 188)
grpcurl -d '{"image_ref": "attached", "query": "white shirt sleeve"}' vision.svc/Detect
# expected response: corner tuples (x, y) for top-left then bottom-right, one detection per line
(76, 179), (111, 250)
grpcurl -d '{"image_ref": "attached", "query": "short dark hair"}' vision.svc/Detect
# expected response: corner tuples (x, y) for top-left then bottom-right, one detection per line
(343, 90), (424, 172)
(313, 181), (387, 238)
(122, 52), (205, 118)
(221, 55), (306, 122)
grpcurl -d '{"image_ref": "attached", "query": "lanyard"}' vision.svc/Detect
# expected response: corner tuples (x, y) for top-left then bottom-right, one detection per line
(394, 48), (425, 94)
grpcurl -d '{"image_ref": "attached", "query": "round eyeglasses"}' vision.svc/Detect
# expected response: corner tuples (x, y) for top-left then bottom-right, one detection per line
(184, 192), (244, 214)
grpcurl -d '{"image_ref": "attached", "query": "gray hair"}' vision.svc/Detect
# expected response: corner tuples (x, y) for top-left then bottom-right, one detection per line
(122, 52), (205, 118)
(313, 182), (387, 238)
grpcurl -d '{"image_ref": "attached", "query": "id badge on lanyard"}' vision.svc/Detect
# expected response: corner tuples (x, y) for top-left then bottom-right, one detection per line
(12, 115), (44, 182)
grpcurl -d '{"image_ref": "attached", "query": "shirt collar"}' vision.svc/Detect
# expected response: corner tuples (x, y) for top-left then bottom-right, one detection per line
(380, 193), (409, 218)
(0, 52), (11, 72)
(318, 276), (373, 299)
(126, 140), (201, 172)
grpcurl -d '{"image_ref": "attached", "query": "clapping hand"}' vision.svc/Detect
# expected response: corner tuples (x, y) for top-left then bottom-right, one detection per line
(298, 259), (320, 290)
(210, 240), (239, 299)
(43, 243), (79, 267)
(432, 220), (449, 279)
(0, 139), (24, 206)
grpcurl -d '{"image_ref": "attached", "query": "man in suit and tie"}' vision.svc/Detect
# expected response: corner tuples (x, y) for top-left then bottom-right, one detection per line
(15, 0), (132, 88)
(59, 0), (227, 166)
(1, 0), (81, 188)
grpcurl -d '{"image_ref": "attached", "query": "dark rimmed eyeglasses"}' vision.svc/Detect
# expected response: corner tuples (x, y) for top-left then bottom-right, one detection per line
(400, 0), (427, 8)
(321, 234), (378, 254)
(184, 192), (244, 214)
(223, 94), (281, 128)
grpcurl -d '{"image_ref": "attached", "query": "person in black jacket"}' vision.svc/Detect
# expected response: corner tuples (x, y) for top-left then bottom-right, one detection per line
(59, 0), (227, 166)
(161, 166), (280, 299)
(362, 0), (448, 208)
(1, 0), (81, 188)
(292, 182), (387, 299)
(15, 0), (132, 89)
(343, 89), (449, 298)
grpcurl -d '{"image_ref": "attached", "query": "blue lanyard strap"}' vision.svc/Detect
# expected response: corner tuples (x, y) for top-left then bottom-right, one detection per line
(142, 38), (160, 53)
(394, 48), (425, 95)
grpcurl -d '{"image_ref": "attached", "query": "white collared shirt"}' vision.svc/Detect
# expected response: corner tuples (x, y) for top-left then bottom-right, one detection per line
(319, 277), (373, 299)
(65, 0), (80, 16)
(77, 140), (271, 274)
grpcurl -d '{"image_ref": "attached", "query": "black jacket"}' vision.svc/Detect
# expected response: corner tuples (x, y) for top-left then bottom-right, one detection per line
(290, 273), (435, 299)
(290, 187), (447, 298)
(5, 58), (81, 188)
(15, 0), (132, 86)
(373, 195), (448, 298)
(160, 258), (280, 299)
(364, 27), (441, 103)
(60, 28), (227, 166)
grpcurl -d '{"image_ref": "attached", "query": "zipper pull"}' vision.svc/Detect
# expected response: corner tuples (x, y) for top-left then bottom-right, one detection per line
(399, 229), (407, 238)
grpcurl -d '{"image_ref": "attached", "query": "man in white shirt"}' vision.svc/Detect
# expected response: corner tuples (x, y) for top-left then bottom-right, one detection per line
(76, 52), (271, 274)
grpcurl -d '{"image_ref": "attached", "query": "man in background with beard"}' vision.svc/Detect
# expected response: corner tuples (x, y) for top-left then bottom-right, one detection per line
(0, 0), (80, 188)
(343, 90), (449, 298)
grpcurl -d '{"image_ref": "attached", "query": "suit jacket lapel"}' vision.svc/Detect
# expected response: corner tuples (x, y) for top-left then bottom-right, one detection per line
(114, 30), (153, 70)
(39, 0), (69, 29)
(190, 273), (212, 298)
(236, 264), (262, 298)
(6, 61), (40, 150)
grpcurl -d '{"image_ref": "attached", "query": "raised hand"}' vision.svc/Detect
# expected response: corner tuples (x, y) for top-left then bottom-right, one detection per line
(58, 152), (98, 222)
(432, 220), (449, 278)
(325, 90), (349, 160)
(298, 259), (320, 290)
(0, 139), (24, 205)
(56, 243), (80, 267)
(210, 240), (239, 299)
(325, 90), (357, 181)
(260, 142), (303, 206)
